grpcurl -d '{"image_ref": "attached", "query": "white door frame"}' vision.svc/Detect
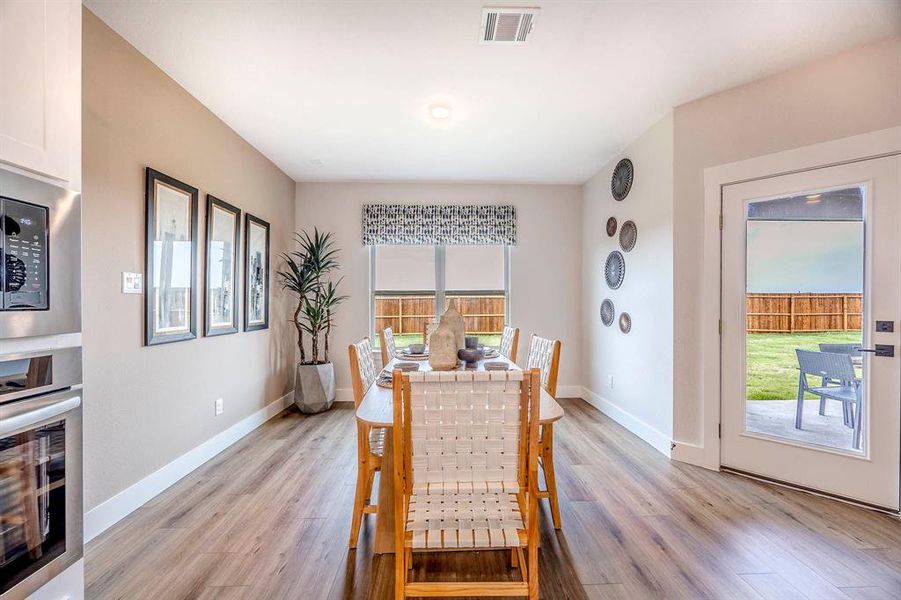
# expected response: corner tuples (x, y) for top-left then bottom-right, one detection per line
(674, 125), (901, 471)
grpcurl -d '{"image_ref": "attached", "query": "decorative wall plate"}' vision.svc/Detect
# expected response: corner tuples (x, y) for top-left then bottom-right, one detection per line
(606, 216), (617, 237)
(619, 312), (632, 334)
(611, 158), (634, 201)
(600, 299), (615, 326)
(619, 220), (638, 252)
(604, 251), (625, 289)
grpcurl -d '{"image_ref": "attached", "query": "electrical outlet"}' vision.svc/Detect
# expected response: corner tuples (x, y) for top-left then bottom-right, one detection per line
(607, 374), (614, 389)
(215, 398), (223, 416)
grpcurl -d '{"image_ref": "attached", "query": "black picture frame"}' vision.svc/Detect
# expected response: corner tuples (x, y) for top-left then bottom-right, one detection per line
(204, 195), (241, 336)
(244, 213), (270, 331)
(145, 167), (199, 346)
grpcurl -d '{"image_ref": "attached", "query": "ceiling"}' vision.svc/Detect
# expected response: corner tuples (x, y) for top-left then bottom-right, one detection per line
(85, 1), (901, 184)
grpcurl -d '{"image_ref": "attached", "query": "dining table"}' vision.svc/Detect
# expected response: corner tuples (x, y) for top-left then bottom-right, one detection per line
(355, 353), (565, 554)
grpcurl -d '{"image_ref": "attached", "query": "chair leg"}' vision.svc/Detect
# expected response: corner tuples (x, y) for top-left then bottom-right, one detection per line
(853, 399), (863, 451)
(349, 426), (368, 549)
(819, 377), (828, 415)
(363, 462), (376, 506)
(395, 544), (406, 599)
(843, 401), (854, 428)
(528, 540), (539, 599)
(795, 375), (805, 430)
(540, 425), (561, 530)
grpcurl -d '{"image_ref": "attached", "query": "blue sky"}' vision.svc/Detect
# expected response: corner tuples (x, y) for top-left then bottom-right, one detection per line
(747, 221), (863, 293)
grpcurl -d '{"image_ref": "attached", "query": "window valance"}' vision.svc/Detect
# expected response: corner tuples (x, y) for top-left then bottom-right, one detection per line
(362, 204), (516, 246)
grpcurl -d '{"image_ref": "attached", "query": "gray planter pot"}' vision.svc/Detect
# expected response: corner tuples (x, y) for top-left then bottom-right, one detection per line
(294, 362), (336, 414)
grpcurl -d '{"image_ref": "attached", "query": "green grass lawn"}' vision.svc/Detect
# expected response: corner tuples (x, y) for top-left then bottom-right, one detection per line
(746, 331), (861, 400)
(375, 333), (503, 350)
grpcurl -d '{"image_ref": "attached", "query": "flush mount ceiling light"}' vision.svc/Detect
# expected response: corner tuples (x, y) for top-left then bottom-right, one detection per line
(806, 193), (822, 204)
(429, 104), (452, 120)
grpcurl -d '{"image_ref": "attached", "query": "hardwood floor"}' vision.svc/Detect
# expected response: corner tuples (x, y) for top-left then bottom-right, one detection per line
(84, 399), (901, 599)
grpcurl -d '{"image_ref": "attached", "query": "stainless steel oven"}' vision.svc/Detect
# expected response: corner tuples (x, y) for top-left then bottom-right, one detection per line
(0, 169), (81, 339)
(0, 348), (82, 600)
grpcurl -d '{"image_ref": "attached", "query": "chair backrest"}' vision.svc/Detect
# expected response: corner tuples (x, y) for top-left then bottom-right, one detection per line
(380, 327), (397, 367)
(349, 337), (378, 407)
(393, 369), (540, 496)
(526, 334), (561, 398)
(818, 343), (862, 357)
(796, 349), (856, 383)
(423, 319), (440, 345)
(499, 326), (520, 363)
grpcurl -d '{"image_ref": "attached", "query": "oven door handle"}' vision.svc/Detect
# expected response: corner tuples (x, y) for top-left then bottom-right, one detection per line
(0, 393), (81, 436)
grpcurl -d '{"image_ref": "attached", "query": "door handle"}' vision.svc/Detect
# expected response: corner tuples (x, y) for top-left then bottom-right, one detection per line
(856, 345), (895, 357)
(0, 393), (81, 436)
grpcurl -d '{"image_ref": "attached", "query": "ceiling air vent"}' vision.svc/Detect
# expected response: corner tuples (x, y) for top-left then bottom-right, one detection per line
(480, 7), (539, 44)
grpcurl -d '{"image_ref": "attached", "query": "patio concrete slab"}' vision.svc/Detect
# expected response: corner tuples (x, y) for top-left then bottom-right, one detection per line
(745, 398), (858, 451)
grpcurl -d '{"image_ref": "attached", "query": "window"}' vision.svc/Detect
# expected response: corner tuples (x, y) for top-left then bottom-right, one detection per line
(371, 245), (509, 349)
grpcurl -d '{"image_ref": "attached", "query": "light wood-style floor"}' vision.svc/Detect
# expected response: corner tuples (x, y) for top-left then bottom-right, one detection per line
(85, 399), (901, 599)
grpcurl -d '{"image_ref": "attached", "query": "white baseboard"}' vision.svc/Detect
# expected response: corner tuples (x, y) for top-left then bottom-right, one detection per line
(581, 387), (673, 458)
(335, 387), (354, 402)
(83, 392), (293, 543)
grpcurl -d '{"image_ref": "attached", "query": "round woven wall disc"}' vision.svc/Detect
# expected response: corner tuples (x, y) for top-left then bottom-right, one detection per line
(606, 216), (617, 237)
(604, 251), (625, 290)
(619, 220), (637, 252)
(600, 299), (615, 326)
(611, 159), (634, 201)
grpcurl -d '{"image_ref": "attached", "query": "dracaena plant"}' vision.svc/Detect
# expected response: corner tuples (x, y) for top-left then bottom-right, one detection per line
(278, 229), (347, 365)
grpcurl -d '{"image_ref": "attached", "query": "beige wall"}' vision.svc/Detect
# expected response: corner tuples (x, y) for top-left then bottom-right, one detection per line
(672, 36), (901, 449)
(82, 9), (296, 511)
(295, 182), (583, 396)
(581, 113), (674, 452)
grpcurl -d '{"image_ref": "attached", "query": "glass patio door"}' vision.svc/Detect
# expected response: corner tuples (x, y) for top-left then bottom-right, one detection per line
(720, 155), (901, 511)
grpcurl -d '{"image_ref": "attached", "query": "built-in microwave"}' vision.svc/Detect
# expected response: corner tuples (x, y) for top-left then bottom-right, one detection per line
(0, 169), (80, 340)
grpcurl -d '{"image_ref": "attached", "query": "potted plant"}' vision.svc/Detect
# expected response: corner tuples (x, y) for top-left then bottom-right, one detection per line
(278, 228), (347, 414)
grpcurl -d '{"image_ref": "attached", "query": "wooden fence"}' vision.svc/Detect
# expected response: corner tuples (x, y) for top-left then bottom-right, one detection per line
(746, 293), (862, 333)
(374, 293), (506, 337)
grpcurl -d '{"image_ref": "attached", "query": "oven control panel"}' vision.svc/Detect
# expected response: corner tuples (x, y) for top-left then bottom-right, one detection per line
(1, 196), (50, 311)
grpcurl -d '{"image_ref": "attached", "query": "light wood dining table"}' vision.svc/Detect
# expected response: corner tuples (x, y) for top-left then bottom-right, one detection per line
(355, 354), (564, 554)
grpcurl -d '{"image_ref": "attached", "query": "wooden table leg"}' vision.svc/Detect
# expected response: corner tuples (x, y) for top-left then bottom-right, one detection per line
(372, 431), (396, 554)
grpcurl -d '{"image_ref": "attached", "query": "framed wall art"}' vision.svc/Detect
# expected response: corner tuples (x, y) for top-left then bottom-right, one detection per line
(145, 168), (198, 346)
(204, 195), (241, 336)
(244, 213), (270, 331)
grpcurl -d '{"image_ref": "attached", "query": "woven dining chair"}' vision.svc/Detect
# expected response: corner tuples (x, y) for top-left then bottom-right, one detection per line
(392, 369), (541, 599)
(499, 326), (520, 363)
(380, 327), (398, 368)
(527, 333), (563, 529)
(348, 337), (387, 548)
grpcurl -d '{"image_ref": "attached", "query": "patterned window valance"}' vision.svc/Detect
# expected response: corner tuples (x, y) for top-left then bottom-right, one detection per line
(362, 204), (516, 245)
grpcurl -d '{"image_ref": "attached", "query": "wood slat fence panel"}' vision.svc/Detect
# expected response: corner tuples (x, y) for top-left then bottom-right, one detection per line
(747, 293), (862, 333)
(374, 294), (506, 336)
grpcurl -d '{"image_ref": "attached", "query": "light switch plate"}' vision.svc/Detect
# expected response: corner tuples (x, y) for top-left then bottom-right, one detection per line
(122, 272), (143, 294)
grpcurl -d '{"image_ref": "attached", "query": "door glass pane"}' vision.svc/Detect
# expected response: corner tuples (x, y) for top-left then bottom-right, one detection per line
(0, 420), (67, 594)
(744, 186), (865, 453)
(373, 245), (435, 349)
(446, 245), (506, 346)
